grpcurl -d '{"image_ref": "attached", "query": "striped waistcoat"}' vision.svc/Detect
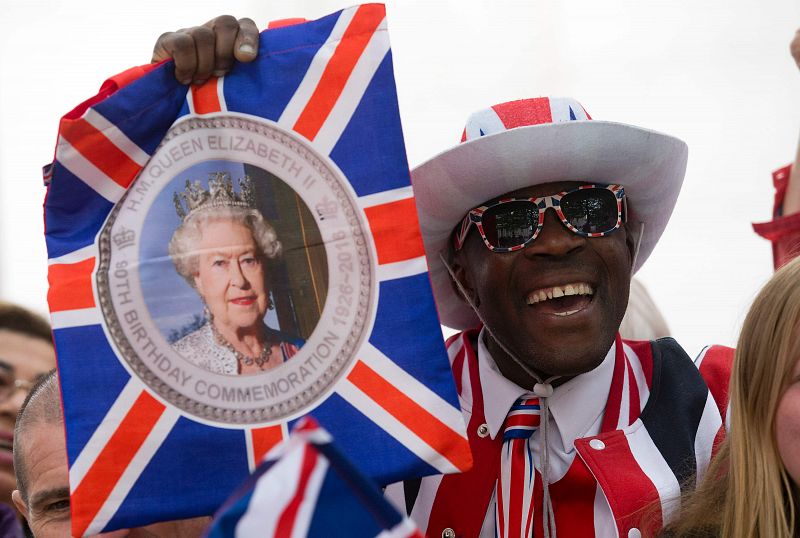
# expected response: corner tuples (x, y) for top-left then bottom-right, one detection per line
(392, 330), (733, 538)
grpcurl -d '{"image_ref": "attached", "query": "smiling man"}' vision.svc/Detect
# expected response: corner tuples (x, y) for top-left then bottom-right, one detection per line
(381, 97), (735, 538)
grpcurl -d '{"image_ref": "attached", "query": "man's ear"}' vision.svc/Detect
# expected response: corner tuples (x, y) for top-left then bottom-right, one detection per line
(624, 222), (639, 271)
(12, 490), (27, 519)
(448, 252), (480, 308)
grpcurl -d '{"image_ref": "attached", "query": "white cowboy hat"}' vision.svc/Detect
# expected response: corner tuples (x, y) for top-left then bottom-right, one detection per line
(411, 97), (688, 330)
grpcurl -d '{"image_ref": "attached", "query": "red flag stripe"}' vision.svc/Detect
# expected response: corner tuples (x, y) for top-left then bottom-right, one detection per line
(274, 444), (320, 537)
(292, 4), (385, 141)
(47, 258), (96, 312)
(346, 360), (472, 472)
(70, 391), (166, 537)
(250, 425), (286, 468)
(190, 77), (223, 114)
(364, 197), (426, 265)
(59, 119), (143, 189)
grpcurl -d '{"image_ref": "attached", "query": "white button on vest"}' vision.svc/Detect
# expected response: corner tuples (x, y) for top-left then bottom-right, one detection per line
(442, 528), (456, 538)
(477, 423), (490, 438)
(589, 439), (606, 450)
(628, 528), (641, 538)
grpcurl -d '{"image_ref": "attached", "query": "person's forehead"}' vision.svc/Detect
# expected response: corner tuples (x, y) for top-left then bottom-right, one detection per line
(0, 330), (55, 380)
(24, 422), (69, 497)
(198, 220), (257, 249)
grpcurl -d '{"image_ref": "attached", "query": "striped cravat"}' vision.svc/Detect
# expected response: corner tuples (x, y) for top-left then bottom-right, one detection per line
(496, 395), (541, 538)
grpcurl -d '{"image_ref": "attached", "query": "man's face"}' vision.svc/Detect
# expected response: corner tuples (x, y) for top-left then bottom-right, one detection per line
(12, 421), (210, 537)
(452, 181), (634, 385)
(0, 330), (54, 503)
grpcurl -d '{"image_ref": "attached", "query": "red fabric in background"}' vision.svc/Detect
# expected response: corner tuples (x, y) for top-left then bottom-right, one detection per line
(752, 164), (800, 269)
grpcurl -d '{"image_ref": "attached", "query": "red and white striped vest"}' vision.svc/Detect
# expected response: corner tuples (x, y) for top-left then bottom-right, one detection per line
(390, 330), (733, 538)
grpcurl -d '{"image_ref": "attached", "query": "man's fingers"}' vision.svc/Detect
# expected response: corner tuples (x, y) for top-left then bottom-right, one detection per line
(233, 18), (260, 62)
(205, 15), (240, 77)
(186, 25), (216, 85)
(152, 32), (198, 85)
(151, 15), (260, 84)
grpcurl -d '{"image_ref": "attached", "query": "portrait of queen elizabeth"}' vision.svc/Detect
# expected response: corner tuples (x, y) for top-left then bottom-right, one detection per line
(168, 172), (304, 375)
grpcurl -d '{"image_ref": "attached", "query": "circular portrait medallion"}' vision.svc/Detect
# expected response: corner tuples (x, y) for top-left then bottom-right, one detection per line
(96, 114), (375, 426)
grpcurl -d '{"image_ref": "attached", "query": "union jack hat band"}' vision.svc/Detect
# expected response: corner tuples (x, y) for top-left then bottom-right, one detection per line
(410, 97), (688, 330)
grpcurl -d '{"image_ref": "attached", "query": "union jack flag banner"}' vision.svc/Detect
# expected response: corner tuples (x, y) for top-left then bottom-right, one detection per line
(205, 418), (424, 538)
(44, 5), (469, 535)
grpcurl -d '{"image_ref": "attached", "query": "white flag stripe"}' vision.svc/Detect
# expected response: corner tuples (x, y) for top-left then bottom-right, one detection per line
(186, 90), (196, 116)
(360, 343), (467, 437)
(357, 186), (414, 210)
(236, 444), (328, 537)
(312, 18), (389, 155)
(82, 109), (150, 166)
(50, 307), (102, 330)
(338, 379), (460, 475)
(376, 257), (428, 282)
(288, 454), (327, 538)
(216, 76), (228, 111)
(693, 392), (723, 483)
(84, 407), (180, 535)
(376, 518), (420, 538)
(278, 7), (358, 129)
(69, 380), (144, 489)
(57, 136), (127, 203)
(241, 439), (306, 536)
(244, 429), (256, 474)
(48, 245), (96, 266)
(627, 424), (681, 525)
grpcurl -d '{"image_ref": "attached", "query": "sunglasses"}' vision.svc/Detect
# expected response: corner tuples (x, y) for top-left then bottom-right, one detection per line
(454, 184), (627, 253)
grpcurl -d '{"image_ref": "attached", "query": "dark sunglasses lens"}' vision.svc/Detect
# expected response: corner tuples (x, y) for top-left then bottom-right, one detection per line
(482, 201), (538, 249)
(560, 188), (619, 234)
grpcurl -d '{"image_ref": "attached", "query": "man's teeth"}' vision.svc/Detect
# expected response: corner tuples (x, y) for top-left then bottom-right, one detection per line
(526, 283), (594, 305)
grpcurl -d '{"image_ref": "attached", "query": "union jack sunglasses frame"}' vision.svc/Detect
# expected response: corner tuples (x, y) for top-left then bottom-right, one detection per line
(453, 184), (627, 253)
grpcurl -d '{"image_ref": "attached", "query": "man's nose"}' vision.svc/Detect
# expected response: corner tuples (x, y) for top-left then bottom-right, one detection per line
(522, 208), (585, 257)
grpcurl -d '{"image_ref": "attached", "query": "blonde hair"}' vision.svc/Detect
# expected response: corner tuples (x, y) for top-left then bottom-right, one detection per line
(660, 256), (800, 537)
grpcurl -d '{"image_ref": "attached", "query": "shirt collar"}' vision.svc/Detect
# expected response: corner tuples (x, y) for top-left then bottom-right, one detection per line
(476, 328), (616, 451)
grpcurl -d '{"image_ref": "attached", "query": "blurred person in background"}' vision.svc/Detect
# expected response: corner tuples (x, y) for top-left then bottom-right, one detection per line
(753, 29), (800, 269)
(656, 256), (800, 537)
(0, 302), (56, 537)
(619, 278), (671, 341)
(11, 371), (210, 538)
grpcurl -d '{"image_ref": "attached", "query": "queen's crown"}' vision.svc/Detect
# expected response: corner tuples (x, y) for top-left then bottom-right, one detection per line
(173, 172), (256, 220)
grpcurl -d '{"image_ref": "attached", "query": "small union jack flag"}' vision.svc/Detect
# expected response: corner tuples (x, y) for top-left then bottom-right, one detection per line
(205, 417), (424, 538)
(44, 5), (469, 535)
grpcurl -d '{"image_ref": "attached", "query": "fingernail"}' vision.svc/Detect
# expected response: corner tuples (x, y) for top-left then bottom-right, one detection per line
(179, 78), (192, 85)
(239, 43), (256, 55)
(212, 69), (226, 77)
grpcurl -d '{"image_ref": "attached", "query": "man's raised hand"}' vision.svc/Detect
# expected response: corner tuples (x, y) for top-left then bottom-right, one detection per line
(152, 15), (260, 85)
